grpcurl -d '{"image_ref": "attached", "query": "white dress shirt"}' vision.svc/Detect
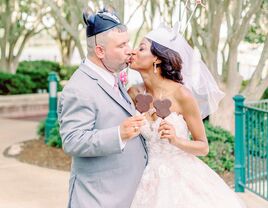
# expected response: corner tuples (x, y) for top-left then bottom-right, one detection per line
(84, 58), (126, 149)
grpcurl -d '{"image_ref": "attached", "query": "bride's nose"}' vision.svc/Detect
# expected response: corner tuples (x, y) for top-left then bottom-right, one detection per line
(131, 49), (137, 56)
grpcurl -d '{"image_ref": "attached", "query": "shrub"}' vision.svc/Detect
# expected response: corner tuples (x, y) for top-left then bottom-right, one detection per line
(0, 72), (34, 95)
(47, 122), (62, 148)
(38, 119), (235, 174)
(37, 119), (45, 137)
(199, 122), (234, 173)
(16, 60), (61, 92)
(262, 87), (268, 99)
(59, 65), (77, 80)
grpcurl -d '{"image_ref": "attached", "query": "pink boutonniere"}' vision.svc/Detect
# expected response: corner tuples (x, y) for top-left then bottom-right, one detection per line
(119, 70), (128, 86)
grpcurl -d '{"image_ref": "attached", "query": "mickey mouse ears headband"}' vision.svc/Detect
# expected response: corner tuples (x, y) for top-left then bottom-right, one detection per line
(83, 8), (122, 37)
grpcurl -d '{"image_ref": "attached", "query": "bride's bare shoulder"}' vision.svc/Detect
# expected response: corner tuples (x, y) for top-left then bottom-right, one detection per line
(174, 83), (195, 103)
(127, 84), (145, 102)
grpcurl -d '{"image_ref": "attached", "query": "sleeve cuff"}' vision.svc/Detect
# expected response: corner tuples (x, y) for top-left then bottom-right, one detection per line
(118, 126), (127, 150)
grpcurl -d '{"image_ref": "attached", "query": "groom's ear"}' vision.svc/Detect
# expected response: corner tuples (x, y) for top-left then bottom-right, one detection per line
(95, 45), (105, 59)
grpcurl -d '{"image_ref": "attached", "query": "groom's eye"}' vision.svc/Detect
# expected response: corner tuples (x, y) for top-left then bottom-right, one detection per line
(139, 47), (144, 51)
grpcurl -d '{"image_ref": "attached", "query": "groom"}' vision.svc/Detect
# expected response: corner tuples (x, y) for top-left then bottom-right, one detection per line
(58, 8), (148, 208)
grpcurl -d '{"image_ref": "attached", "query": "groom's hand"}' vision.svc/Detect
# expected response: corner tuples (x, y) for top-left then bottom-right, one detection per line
(120, 115), (145, 141)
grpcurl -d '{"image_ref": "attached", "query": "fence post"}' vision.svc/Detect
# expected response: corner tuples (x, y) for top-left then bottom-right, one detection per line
(233, 95), (246, 192)
(45, 72), (59, 144)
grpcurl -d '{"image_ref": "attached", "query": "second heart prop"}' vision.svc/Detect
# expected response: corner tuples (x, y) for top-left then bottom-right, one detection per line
(153, 99), (172, 119)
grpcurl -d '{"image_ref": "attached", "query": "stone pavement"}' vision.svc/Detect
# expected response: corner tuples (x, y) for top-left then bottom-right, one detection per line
(0, 118), (68, 208)
(1, 117), (268, 208)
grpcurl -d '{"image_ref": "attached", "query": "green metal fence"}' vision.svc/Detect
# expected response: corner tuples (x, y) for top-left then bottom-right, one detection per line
(234, 95), (268, 200)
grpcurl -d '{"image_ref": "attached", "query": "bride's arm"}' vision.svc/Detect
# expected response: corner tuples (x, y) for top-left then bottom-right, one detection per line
(160, 88), (209, 156)
(178, 91), (209, 156)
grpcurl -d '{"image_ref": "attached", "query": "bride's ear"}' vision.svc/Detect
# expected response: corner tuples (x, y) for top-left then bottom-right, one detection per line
(154, 58), (161, 65)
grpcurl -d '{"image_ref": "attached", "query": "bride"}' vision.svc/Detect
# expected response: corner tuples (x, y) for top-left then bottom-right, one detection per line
(127, 25), (246, 208)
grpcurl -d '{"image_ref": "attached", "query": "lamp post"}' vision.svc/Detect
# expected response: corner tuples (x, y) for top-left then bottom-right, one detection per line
(233, 95), (245, 192)
(45, 72), (59, 144)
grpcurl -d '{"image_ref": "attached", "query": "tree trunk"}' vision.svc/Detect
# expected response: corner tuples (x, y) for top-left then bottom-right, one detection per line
(210, 94), (235, 133)
(59, 38), (75, 66)
(0, 58), (19, 74)
(61, 48), (71, 66)
(0, 60), (8, 73)
(76, 42), (85, 60)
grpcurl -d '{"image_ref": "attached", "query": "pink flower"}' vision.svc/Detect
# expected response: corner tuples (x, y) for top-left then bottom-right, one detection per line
(119, 71), (128, 86)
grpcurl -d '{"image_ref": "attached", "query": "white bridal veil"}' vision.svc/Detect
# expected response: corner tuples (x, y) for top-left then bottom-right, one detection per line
(146, 23), (225, 118)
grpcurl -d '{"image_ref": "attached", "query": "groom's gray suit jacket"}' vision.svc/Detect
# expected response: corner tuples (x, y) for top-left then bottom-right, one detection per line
(58, 61), (148, 208)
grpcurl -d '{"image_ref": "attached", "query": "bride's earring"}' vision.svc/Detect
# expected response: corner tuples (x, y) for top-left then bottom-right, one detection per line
(153, 62), (157, 74)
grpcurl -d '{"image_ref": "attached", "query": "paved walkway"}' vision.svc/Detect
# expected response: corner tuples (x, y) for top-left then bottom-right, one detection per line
(1, 117), (268, 208)
(0, 118), (69, 208)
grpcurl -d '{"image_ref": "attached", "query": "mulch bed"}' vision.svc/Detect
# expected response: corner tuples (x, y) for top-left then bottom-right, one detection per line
(5, 139), (71, 171)
(4, 139), (234, 187)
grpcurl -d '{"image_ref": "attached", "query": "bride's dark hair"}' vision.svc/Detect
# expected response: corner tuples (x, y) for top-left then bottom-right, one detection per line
(150, 40), (183, 84)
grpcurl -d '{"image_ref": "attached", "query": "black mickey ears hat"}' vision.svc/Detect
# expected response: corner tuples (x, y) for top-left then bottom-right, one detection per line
(83, 8), (122, 37)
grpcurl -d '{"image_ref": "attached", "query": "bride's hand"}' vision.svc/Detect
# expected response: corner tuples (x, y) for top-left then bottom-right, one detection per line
(158, 120), (178, 145)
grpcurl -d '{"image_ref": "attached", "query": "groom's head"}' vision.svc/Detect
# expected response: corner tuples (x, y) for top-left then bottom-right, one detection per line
(83, 8), (131, 73)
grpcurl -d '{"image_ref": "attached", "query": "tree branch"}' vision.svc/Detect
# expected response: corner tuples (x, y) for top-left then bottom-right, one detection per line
(244, 77), (268, 100)
(133, 0), (149, 47)
(125, 0), (144, 25)
(44, 0), (80, 39)
(231, 0), (262, 45)
(243, 37), (268, 94)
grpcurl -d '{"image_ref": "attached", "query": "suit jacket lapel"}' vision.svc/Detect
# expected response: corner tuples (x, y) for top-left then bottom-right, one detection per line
(117, 81), (148, 156)
(79, 62), (134, 116)
(97, 78), (134, 115)
(118, 80), (136, 113)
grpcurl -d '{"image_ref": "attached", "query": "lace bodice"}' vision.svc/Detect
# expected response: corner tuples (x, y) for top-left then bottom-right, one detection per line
(140, 112), (190, 156)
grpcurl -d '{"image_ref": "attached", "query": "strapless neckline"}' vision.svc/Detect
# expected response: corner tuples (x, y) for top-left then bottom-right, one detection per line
(139, 111), (189, 147)
(149, 111), (183, 122)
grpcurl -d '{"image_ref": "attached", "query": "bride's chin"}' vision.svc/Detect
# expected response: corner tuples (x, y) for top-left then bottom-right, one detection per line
(129, 63), (138, 71)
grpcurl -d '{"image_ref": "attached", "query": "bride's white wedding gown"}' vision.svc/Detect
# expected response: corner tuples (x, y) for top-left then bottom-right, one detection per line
(131, 112), (246, 208)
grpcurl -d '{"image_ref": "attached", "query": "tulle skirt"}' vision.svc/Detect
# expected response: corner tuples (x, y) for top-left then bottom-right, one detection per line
(131, 149), (246, 208)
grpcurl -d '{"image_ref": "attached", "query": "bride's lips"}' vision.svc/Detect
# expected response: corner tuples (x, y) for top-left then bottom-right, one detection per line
(128, 57), (134, 64)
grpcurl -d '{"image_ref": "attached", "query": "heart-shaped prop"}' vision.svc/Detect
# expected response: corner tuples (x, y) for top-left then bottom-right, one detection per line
(135, 94), (153, 113)
(153, 99), (172, 119)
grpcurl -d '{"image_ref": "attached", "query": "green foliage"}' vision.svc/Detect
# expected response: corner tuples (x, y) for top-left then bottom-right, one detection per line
(245, 25), (266, 44)
(59, 65), (77, 80)
(0, 72), (34, 95)
(262, 87), (268, 99)
(37, 119), (45, 137)
(1, 61), (78, 95)
(38, 119), (235, 174)
(47, 122), (62, 148)
(199, 122), (235, 173)
(240, 80), (249, 93)
(37, 120), (62, 148)
(244, 0), (267, 45)
(16, 60), (61, 92)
